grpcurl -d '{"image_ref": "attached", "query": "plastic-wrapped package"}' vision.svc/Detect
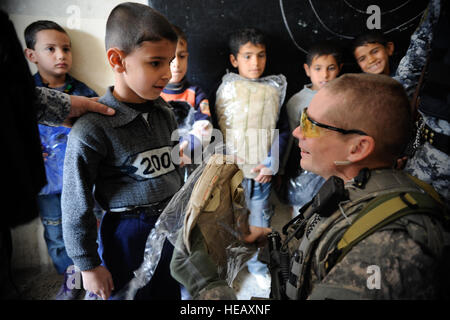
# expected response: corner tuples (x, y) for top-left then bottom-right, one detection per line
(118, 146), (257, 299)
(38, 125), (70, 195)
(214, 73), (287, 178)
(168, 100), (213, 182)
(287, 170), (325, 209)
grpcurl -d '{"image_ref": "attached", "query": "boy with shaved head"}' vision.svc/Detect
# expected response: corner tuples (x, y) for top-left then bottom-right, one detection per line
(62, 2), (182, 300)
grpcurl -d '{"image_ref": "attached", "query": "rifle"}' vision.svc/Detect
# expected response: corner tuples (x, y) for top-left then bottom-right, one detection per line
(261, 231), (290, 300)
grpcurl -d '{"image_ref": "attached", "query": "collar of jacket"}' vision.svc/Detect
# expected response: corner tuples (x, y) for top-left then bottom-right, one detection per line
(163, 77), (187, 93)
(98, 86), (166, 128)
(33, 72), (74, 89)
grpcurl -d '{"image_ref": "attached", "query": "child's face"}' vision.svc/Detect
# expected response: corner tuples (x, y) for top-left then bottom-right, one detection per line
(304, 54), (341, 91)
(169, 39), (189, 84)
(354, 42), (394, 75)
(117, 39), (176, 102)
(26, 29), (72, 80)
(230, 42), (266, 79)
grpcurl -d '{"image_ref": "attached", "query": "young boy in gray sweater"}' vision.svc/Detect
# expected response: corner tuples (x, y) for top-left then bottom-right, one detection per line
(61, 2), (182, 300)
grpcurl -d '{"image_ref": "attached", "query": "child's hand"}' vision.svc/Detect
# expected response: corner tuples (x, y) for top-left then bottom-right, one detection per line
(189, 120), (213, 147)
(395, 156), (408, 170)
(179, 140), (190, 167)
(251, 164), (273, 184)
(41, 145), (48, 162)
(81, 265), (114, 300)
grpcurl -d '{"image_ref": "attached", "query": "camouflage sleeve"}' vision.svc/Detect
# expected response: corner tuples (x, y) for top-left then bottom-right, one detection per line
(308, 229), (442, 300)
(170, 225), (237, 300)
(34, 87), (70, 126)
(394, 0), (440, 98)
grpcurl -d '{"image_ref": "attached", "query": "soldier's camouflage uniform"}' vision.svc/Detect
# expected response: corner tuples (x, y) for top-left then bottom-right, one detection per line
(283, 169), (449, 300)
(35, 87), (71, 126)
(394, 0), (450, 207)
(171, 169), (449, 300)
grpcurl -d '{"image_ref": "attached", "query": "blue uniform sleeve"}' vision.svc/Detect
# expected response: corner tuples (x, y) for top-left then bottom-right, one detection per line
(394, 0), (439, 98)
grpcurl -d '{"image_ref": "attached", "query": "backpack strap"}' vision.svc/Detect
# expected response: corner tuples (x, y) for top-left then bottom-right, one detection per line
(230, 170), (244, 201)
(332, 191), (443, 268)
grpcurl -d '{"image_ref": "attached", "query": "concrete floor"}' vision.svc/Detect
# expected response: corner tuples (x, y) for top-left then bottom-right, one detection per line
(4, 192), (292, 300)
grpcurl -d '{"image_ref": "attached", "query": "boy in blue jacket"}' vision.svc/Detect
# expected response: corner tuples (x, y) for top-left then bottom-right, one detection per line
(24, 20), (97, 300)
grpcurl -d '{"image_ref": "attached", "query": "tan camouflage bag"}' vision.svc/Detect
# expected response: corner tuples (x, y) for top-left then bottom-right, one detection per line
(182, 154), (250, 275)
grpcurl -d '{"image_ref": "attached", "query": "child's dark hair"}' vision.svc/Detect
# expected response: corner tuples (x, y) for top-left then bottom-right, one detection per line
(306, 40), (343, 66)
(172, 24), (187, 43)
(228, 28), (266, 57)
(24, 20), (67, 50)
(351, 30), (389, 53)
(105, 2), (178, 54)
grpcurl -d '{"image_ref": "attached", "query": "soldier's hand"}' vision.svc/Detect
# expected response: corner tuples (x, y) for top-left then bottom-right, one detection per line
(63, 96), (115, 127)
(243, 226), (272, 246)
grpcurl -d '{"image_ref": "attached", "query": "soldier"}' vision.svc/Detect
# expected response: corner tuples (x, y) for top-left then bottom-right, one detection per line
(283, 73), (448, 299)
(171, 73), (450, 300)
(394, 0), (449, 208)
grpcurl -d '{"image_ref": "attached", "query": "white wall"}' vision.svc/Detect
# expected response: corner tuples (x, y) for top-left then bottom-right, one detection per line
(3, 0), (148, 96)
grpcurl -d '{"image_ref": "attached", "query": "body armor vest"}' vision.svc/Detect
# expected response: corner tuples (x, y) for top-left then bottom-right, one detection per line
(284, 169), (446, 300)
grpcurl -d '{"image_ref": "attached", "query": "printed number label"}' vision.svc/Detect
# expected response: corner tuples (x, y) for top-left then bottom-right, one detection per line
(131, 147), (175, 179)
(140, 153), (172, 175)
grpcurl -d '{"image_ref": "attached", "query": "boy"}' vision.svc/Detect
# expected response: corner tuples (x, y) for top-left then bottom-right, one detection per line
(160, 25), (213, 180)
(286, 41), (343, 137)
(24, 20), (98, 300)
(352, 30), (395, 76)
(284, 41), (342, 214)
(213, 28), (289, 288)
(61, 3), (182, 300)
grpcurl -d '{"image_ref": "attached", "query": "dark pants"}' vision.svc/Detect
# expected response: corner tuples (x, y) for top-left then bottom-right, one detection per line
(98, 211), (181, 300)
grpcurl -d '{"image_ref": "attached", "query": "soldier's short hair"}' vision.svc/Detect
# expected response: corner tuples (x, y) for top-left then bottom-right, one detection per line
(105, 2), (178, 54)
(323, 73), (412, 163)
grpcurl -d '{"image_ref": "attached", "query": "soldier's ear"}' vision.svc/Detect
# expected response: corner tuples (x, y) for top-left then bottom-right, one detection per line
(347, 135), (375, 163)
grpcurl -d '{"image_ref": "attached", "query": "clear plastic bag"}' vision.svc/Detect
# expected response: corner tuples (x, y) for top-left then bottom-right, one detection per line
(117, 145), (257, 299)
(287, 170), (325, 208)
(38, 126), (70, 195)
(168, 101), (214, 183)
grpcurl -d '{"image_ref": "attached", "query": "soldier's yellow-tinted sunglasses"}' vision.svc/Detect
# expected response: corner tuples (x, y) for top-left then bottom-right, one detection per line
(300, 108), (368, 138)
